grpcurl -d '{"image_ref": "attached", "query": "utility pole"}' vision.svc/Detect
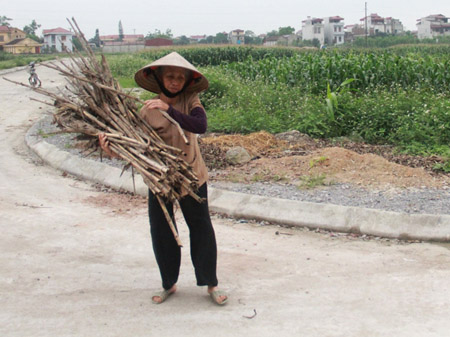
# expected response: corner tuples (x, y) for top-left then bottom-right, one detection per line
(365, 2), (368, 47)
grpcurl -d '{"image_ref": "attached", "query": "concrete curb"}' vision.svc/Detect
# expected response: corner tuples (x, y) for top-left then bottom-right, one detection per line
(26, 118), (450, 242)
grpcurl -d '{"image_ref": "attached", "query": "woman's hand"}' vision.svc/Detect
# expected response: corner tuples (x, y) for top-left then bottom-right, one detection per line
(144, 99), (170, 112)
(98, 133), (118, 158)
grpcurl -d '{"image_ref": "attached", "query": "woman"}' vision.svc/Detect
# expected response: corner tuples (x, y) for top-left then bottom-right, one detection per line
(99, 52), (227, 305)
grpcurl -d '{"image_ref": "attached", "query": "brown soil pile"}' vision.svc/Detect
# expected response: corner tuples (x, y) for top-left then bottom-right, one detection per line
(201, 132), (450, 190)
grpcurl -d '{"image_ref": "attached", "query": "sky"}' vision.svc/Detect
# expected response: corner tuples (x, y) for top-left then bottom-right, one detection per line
(2, 0), (450, 38)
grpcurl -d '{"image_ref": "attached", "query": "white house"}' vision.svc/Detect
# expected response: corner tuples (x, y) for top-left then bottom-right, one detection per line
(43, 27), (74, 52)
(360, 13), (404, 35)
(301, 17), (324, 45)
(416, 14), (450, 39)
(323, 16), (345, 45)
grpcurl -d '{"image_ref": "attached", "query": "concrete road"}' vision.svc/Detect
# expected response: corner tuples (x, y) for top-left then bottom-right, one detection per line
(1, 63), (450, 337)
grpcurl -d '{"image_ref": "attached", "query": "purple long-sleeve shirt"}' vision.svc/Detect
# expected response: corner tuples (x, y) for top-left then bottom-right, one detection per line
(167, 105), (207, 134)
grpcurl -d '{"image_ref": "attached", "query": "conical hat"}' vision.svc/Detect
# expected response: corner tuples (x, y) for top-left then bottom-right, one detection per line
(134, 52), (209, 94)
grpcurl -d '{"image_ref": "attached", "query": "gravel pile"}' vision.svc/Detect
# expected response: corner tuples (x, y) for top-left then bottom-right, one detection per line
(34, 115), (449, 216)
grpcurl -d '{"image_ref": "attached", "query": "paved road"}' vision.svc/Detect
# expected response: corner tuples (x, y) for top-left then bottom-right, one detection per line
(1, 64), (450, 337)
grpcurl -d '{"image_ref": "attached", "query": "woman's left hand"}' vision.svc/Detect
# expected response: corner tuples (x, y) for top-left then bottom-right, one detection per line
(144, 99), (170, 112)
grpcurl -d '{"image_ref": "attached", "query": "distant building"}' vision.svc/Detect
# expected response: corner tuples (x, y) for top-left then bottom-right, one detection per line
(359, 13), (404, 35)
(0, 26), (41, 53)
(189, 35), (207, 43)
(302, 17), (325, 45)
(323, 16), (345, 45)
(229, 29), (245, 45)
(100, 34), (144, 44)
(263, 36), (280, 46)
(43, 27), (74, 52)
(416, 14), (450, 39)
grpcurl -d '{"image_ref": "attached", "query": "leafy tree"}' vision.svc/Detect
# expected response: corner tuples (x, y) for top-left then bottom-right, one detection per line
(145, 28), (173, 39)
(89, 28), (101, 47)
(174, 35), (190, 45)
(72, 36), (83, 51)
(278, 26), (295, 35)
(213, 32), (228, 44)
(0, 16), (12, 26)
(266, 30), (279, 37)
(23, 20), (42, 42)
(118, 20), (124, 41)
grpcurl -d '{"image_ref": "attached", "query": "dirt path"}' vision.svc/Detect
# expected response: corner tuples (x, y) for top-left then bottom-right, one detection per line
(1, 64), (450, 337)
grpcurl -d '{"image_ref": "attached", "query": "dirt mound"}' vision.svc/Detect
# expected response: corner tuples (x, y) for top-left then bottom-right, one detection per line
(204, 132), (450, 190)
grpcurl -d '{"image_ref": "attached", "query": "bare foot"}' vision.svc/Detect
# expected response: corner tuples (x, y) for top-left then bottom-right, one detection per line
(152, 284), (177, 304)
(208, 286), (228, 305)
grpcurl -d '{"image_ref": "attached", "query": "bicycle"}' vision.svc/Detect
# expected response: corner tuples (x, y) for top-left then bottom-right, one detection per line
(28, 62), (41, 88)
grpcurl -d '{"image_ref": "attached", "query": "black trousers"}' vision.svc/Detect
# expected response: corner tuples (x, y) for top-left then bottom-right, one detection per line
(148, 183), (218, 290)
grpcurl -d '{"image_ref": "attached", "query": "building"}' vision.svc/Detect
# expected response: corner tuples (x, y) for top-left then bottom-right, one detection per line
(301, 17), (325, 45)
(229, 29), (245, 45)
(416, 14), (450, 39)
(360, 13), (404, 35)
(43, 27), (74, 52)
(0, 26), (42, 54)
(189, 35), (207, 43)
(263, 35), (280, 46)
(323, 16), (345, 45)
(3, 37), (42, 54)
(100, 34), (144, 44)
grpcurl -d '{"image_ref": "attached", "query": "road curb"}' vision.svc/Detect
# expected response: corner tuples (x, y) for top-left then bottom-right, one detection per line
(26, 117), (450, 242)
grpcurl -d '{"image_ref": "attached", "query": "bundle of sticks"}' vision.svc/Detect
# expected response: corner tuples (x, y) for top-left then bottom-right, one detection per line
(6, 18), (200, 246)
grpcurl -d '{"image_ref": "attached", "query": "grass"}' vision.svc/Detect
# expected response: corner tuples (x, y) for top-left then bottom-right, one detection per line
(298, 174), (332, 189)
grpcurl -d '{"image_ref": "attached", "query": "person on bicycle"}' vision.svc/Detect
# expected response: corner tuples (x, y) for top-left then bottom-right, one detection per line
(28, 61), (41, 88)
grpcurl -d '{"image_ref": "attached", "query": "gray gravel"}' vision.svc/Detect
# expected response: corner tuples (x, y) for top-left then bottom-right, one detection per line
(34, 114), (450, 216)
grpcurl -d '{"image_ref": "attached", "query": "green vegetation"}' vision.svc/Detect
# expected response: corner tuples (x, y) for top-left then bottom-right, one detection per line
(0, 52), (56, 70)
(105, 45), (449, 170)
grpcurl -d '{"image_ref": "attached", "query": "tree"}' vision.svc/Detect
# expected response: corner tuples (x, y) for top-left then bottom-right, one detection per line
(278, 26), (295, 35)
(213, 32), (228, 44)
(266, 30), (279, 37)
(0, 16), (12, 26)
(89, 28), (101, 47)
(174, 35), (190, 45)
(23, 20), (42, 42)
(118, 20), (124, 41)
(145, 28), (173, 39)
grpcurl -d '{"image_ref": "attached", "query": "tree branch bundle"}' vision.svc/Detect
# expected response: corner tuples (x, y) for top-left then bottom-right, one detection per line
(8, 18), (201, 246)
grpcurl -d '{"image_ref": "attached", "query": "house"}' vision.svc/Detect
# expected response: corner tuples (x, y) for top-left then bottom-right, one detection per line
(416, 14), (450, 39)
(43, 27), (74, 52)
(263, 35), (280, 46)
(0, 26), (41, 54)
(0, 26), (26, 51)
(189, 35), (207, 43)
(301, 17), (325, 45)
(323, 16), (345, 45)
(229, 29), (245, 45)
(3, 37), (42, 54)
(360, 13), (404, 35)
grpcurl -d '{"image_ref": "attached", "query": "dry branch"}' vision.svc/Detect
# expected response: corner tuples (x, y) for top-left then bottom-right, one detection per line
(5, 17), (205, 246)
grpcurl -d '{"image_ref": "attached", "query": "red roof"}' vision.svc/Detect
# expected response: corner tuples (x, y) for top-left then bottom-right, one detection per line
(0, 25), (10, 32)
(43, 27), (73, 35)
(329, 16), (344, 22)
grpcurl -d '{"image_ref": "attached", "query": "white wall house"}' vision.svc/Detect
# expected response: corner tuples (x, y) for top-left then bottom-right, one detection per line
(323, 16), (345, 45)
(302, 17), (324, 45)
(417, 14), (450, 39)
(43, 27), (74, 52)
(360, 13), (404, 35)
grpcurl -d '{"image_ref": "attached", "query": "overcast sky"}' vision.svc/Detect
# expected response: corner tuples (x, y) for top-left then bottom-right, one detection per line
(3, 0), (450, 38)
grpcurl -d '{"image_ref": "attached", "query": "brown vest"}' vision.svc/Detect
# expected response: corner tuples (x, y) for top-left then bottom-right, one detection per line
(140, 93), (208, 195)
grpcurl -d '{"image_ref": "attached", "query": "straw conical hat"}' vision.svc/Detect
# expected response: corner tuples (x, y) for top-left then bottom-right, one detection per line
(134, 52), (209, 94)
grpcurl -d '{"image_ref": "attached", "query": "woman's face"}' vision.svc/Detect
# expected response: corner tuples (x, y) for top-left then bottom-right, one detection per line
(161, 66), (186, 94)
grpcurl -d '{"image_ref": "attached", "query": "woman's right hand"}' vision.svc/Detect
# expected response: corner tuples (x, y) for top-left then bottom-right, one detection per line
(98, 133), (118, 158)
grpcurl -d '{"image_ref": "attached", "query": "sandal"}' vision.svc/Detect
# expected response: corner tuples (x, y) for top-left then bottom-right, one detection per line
(209, 290), (228, 305)
(152, 289), (173, 304)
